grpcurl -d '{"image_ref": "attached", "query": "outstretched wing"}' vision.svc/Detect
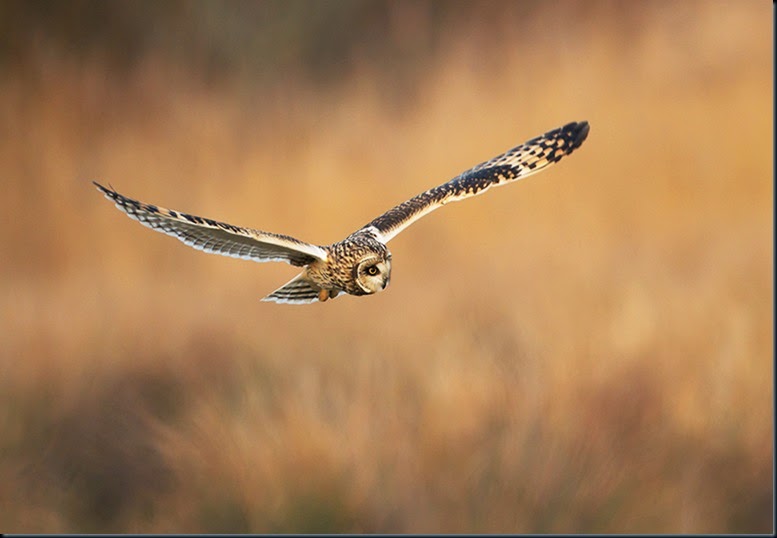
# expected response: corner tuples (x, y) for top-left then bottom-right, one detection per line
(94, 182), (328, 266)
(362, 121), (590, 243)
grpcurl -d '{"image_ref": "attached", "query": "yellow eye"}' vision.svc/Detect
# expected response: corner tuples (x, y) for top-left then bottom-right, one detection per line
(366, 265), (379, 276)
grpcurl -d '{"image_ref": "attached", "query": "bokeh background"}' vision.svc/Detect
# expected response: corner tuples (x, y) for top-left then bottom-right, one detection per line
(0, 0), (772, 533)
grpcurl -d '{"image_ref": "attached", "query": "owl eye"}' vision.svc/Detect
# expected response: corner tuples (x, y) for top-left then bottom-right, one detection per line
(366, 265), (379, 276)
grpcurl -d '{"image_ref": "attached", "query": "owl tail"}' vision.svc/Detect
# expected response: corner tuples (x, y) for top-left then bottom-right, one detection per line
(261, 272), (324, 304)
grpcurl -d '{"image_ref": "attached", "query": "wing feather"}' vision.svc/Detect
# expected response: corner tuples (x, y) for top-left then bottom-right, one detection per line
(94, 182), (328, 266)
(261, 272), (322, 304)
(363, 121), (589, 243)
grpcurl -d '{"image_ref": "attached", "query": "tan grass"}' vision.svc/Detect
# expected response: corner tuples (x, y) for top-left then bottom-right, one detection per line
(0, 1), (772, 533)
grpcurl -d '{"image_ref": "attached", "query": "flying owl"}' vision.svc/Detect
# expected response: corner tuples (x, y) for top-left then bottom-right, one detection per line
(95, 121), (589, 304)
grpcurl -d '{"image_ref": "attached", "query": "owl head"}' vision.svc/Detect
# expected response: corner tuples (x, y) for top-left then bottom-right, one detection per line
(353, 254), (392, 295)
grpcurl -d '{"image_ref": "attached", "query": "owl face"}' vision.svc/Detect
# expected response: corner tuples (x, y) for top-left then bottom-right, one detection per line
(354, 254), (392, 295)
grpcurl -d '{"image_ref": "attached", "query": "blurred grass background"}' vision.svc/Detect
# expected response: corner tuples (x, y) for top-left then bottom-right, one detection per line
(0, 0), (772, 533)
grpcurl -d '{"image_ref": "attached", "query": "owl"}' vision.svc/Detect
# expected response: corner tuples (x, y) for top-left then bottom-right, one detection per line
(95, 121), (589, 303)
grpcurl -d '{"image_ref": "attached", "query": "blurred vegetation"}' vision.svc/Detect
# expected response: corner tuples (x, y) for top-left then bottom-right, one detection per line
(0, 0), (772, 533)
(1, 0), (547, 87)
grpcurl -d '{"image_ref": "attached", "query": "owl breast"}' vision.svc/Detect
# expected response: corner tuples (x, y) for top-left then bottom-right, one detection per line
(308, 232), (391, 296)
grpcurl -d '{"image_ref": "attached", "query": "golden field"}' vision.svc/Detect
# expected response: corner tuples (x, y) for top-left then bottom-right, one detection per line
(0, 1), (772, 533)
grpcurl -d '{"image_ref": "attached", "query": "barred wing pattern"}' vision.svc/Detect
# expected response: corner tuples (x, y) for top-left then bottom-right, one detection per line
(94, 183), (328, 267)
(94, 120), (589, 305)
(364, 121), (590, 243)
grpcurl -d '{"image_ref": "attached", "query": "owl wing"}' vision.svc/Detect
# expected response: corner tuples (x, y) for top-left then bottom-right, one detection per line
(94, 182), (328, 266)
(361, 121), (589, 243)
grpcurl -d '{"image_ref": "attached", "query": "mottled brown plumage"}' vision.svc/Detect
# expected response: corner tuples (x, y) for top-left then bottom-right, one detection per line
(95, 121), (589, 303)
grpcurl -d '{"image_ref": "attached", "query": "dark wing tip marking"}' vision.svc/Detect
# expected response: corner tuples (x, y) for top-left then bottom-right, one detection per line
(522, 120), (590, 163)
(94, 181), (164, 217)
(93, 181), (116, 198)
(554, 121), (590, 149)
(571, 120), (590, 147)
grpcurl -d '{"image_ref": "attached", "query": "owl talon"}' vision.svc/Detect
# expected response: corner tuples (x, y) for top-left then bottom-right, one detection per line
(318, 289), (329, 302)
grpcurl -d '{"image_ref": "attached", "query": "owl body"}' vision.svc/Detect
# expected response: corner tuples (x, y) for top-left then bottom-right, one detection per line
(95, 121), (589, 304)
(306, 230), (392, 301)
